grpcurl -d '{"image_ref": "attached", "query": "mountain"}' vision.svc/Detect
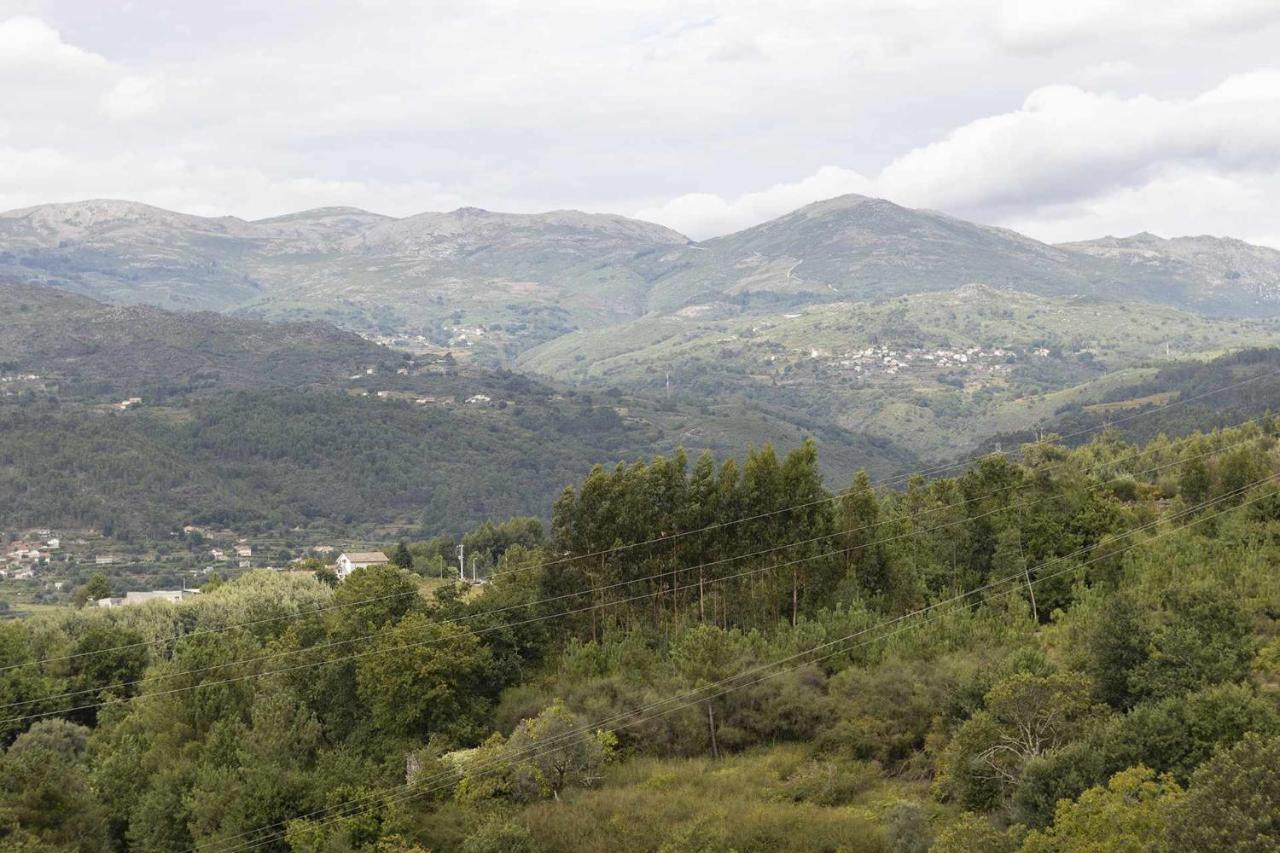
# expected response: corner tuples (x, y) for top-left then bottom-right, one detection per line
(0, 200), (688, 359)
(0, 283), (388, 401)
(1059, 232), (1280, 313)
(0, 285), (917, 538)
(982, 346), (1280, 451)
(8, 195), (1280, 366)
(644, 194), (1096, 313)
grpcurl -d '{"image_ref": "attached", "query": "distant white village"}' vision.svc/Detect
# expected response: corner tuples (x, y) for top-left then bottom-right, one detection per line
(2, 520), (398, 609)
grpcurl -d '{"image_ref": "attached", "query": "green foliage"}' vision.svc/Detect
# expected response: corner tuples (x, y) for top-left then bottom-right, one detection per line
(0, 720), (106, 852)
(82, 573), (112, 602)
(1021, 766), (1182, 852)
(938, 672), (1099, 810)
(1167, 732), (1280, 850)
(357, 615), (494, 745)
(1129, 583), (1254, 702)
(0, 423), (1277, 850)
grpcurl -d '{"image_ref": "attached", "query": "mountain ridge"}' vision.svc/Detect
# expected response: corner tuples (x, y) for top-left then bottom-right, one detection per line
(6, 194), (1280, 360)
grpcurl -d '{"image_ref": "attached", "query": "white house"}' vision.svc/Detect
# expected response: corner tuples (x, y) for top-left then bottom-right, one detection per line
(336, 551), (390, 580)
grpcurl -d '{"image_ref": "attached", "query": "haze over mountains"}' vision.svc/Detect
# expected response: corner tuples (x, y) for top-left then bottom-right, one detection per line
(5, 194), (1280, 363)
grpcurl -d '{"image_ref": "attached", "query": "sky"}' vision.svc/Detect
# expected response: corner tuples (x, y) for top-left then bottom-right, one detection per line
(2, 1), (1280, 245)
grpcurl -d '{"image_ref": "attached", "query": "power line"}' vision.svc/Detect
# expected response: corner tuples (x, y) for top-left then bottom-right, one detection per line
(3, 431), (1256, 720)
(8, 382), (1265, 677)
(211, 478), (1275, 853)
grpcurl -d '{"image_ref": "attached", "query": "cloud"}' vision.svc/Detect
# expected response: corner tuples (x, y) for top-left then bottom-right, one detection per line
(3, 4), (1280, 247)
(99, 76), (164, 119)
(0, 16), (106, 74)
(637, 68), (1280, 245)
(635, 167), (874, 239)
(876, 70), (1280, 214)
(0, 145), (472, 220)
(992, 0), (1280, 53)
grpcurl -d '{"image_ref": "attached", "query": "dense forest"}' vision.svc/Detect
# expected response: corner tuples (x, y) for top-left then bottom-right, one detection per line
(0, 390), (648, 537)
(3, 417), (1280, 851)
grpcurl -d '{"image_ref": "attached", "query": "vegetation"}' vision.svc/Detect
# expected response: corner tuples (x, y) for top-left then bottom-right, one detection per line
(0, 284), (917, 540)
(519, 286), (1280, 459)
(3, 418), (1280, 850)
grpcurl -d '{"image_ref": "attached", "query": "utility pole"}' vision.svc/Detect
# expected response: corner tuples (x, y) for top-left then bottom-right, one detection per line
(456, 544), (465, 582)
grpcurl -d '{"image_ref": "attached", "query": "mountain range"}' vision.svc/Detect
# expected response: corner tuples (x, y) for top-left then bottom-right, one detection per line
(5, 195), (1280, 363)
(6, 192), (1280, 532)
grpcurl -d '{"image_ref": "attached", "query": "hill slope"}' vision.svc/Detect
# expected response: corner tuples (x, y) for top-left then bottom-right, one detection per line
(521, 284), (1280, 459)
(983, 347), (1280, 450)
(0, 201), (688, 358)
(7, 195), (1280, 364)
(0, 285), (917, 538)
(1059, 232), (1280, 314)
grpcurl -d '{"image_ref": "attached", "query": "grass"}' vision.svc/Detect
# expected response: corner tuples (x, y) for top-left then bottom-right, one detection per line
(499, 745), (947, 853)
(1084, 391), (1178, 414)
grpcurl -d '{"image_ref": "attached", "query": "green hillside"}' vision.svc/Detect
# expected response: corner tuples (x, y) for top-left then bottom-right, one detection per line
(521, 285), (1280, 459)
(0, 285), (916, 539)
(4, 419), (1279, 851)
(985, 347), (1280, 451)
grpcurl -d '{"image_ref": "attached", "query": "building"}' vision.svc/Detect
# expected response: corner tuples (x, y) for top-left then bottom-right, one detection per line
(6, 544), (44, 563)
(95, 555), (116, 565)
(95, 590), (198, 608)
(210, 548), (227, 561)
(234, 544), (253, 558)
(336, 550), (390, 580)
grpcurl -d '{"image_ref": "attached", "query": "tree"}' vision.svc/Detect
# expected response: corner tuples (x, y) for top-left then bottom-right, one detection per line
(390, 541), (413, 569)
(1168, 732), (1280, 850)
(1130, 584), (1253, 702)
(83, 573), (112, 603)
(931, 814), (1023, 853)
(356, 614), (493, 745)
(1083, 591), (1149, 710)
(840, 470), (890, 601)
(1021, 766), (1182, 853)
(68, 624), (149, 726)
(503, 702), (615, 801)
(670, 624), (743, 758)
(0, 719), (107, 851)
(939, 672), (1099, 809)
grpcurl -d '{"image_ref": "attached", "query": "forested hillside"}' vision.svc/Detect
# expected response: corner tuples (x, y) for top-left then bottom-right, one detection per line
(521, 284), (1280, 458)
(0, 284), (915, 539)
(3, 419), (1279, 850)
(987, 347), (1280, 451)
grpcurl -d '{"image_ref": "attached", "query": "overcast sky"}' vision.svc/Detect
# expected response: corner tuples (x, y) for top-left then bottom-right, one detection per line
(3, 1), (1280, 245)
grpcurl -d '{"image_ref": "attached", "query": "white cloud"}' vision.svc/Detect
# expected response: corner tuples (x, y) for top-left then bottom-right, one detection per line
(637, 68), (1280, 244)
(0, 16), (106, 73)
(993, 0), (1280, 52)
(635, 167), (874, 240)
(99, 75), (164, 119)
(3, 3), (1280, 248)
(0, 145), (472, 220)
